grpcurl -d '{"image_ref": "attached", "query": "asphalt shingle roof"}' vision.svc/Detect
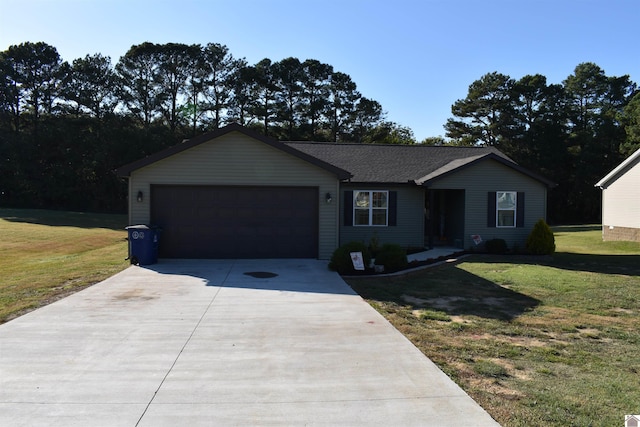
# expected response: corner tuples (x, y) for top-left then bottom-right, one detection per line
(284, 142), (512, 183)
(117, 123), (553, 187)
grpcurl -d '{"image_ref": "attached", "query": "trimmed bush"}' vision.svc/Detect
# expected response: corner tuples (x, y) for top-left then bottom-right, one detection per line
(328, 241), (371, 274)
(485, 238), (508, 254)
(374, 243), (408, 272)
(526, 219), (556, 255)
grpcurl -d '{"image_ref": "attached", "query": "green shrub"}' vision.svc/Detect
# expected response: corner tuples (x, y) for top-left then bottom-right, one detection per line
(526, 219), (556, 255)
(485, 238), (508, 254)
(374, 243), (408, 272)
(328, 241), (371, 274)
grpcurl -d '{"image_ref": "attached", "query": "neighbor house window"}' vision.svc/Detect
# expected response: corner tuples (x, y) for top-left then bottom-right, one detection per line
(496, 191), (517, 227)
(353, 190), (388, 226)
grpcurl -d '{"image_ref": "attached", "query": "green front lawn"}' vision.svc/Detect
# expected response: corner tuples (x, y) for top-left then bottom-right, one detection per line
(0, 208), (129, 323)
(346, 225), (640, 426)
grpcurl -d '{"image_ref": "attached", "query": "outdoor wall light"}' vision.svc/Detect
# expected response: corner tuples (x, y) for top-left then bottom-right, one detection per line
(136, 191), (143, 203)
(325, 192), (332, 204)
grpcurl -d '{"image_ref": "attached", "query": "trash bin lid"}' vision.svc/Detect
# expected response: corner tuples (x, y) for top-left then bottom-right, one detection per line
(126, 224), (151, 230)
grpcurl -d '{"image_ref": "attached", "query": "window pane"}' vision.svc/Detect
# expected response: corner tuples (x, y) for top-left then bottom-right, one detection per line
(372, 209), (387, 225)
(354, 209), (370, 225)
(497, 192), (516, 210)
(352, 190), (389, 226)
(497, 210), (515, 227)
(372, 191), (388, 208)
(354, 191), (369, 208)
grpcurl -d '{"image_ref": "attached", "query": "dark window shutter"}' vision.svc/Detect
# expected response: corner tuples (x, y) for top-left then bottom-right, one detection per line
(516, 192), (525, 228)
(388, 191), (397, 226)
(344, 191), (353, 226)
(487, 192), (496, 228)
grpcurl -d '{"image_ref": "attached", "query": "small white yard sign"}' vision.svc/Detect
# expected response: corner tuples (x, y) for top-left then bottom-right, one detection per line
(350, 252), (365, 271)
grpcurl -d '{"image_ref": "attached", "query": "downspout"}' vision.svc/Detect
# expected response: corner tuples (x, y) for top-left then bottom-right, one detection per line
(428, 189), (435, 249)
(595, 182), (604, 240)
(335, 179), (342, 254)
(128, 178), (133, 225)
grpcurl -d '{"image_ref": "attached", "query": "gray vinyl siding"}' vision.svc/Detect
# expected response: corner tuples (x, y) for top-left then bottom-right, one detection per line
(428, 159), (547, 250)
(340, 184), (425, 249)
(128, 131), (340, 259)
(601, 158), (640, 229)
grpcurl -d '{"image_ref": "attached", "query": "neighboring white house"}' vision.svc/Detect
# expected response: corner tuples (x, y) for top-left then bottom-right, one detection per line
(595, 148), (640, 242)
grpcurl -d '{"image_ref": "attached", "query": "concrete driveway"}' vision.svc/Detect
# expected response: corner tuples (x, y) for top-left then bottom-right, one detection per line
(0, 259), (499, 426)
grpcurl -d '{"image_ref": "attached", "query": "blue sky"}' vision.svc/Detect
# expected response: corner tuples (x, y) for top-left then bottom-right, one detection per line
(1, 0), (638, 141)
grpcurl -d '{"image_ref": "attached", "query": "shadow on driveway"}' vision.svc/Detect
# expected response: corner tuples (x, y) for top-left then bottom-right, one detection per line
(145, 258), (358, 295)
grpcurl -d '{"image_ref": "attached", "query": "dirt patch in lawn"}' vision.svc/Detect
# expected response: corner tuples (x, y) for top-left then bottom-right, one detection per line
(401, 293), (527, 320)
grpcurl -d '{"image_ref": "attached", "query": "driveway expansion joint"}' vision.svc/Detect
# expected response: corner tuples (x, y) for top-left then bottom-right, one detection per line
(134, 263), (230, 426)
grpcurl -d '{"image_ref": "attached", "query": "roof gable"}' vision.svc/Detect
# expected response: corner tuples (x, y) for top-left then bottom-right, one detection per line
(416, 153), (556, 187)
(286, 142), (555, 187)
(595, 148), (640, 189)
(117, 123), (352, 179)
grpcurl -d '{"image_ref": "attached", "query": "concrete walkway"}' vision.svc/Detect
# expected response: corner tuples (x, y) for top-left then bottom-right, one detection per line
(407, 246), (463, 263)
(0, 259), (499, 426)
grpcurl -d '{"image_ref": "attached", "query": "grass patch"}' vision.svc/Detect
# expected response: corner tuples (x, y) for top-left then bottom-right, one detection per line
(0, 208), (129, 323)
(474, 359), (510, 378)
(347, 225), (640, 426)
(418, 309), (451, 322)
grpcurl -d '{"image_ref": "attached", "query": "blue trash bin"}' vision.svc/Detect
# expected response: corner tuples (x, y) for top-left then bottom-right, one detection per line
(126, 225), (160, 265)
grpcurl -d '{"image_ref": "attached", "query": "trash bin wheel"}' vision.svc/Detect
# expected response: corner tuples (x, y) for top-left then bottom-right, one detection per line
(130, 256), (139, 265)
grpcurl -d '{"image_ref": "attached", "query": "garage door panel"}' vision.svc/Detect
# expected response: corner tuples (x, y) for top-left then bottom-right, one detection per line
(150, 185), (318, 259)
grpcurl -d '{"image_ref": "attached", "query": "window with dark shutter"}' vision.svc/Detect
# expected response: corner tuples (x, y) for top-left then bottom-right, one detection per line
(488, 191), (525, 228)
(388, 191), (397, 226)
(516, 192), (525, 227)
(344, 190), (397, 227)
(487, 192), (497, 228)
(344, 190), (353, 226)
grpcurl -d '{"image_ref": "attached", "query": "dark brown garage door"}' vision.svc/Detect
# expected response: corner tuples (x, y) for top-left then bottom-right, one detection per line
(150, 185), (319, 259)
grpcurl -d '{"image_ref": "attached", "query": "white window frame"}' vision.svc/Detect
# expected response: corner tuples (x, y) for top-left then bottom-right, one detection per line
(496, 191), (517, 228)
(353, 190), (389, 226)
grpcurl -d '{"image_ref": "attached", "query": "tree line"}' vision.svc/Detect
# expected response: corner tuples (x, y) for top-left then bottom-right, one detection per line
(1, 40), (639, 223)
(442, 63), (639, 223)
(1, 41), (412, 142)
(0, 41), (413, 212)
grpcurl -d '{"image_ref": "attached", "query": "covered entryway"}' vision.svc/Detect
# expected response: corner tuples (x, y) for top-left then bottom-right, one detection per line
(150, 185), (319, 259)
(425, 189), (466, 249)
